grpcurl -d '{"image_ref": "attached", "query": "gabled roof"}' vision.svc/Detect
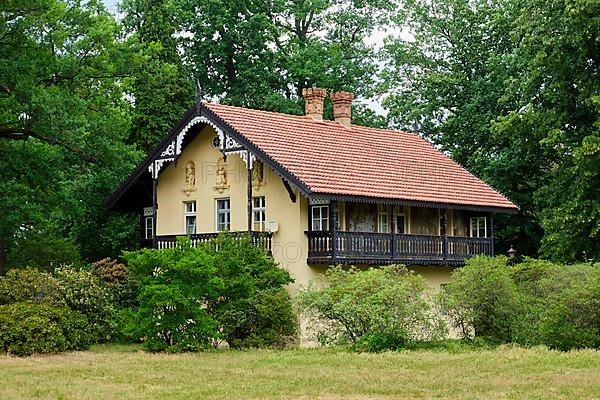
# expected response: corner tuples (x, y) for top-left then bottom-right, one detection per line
(108, 102), (518, 213)
(203, 103), (517, 212)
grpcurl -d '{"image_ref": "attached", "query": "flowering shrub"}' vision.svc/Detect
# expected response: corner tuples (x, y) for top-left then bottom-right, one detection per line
(54, 267), (116, 342)
(0, 269), (63, 306)
(0, 301), (91, 356)
(91, 257), (128, 286)
(91, 257), (139, 309)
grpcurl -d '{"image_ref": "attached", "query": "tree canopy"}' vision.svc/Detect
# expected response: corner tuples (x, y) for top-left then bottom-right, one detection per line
(0, 0), (598, 270)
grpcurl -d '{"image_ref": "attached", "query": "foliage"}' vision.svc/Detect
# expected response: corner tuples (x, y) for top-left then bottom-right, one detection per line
(510, 260), (600, 350)
(124, 239), (221, 352)
(123, 234), (296, 351)
(0, 266), (117, 342)
(0, 268), (62, 305)
(382, 0), (600, 261)
(6, 233), (81, 271)
(0, 301), (91, 356)
(53, 267), (116, 342)
(0, 0), (143, 272)
(91, 257), (139, 309)
(205, 234), (295, 349)
(444, 256), (521, 343)
(298, 265), (444, 351)
(446, 256), (600, 350)
(120, 0), (193, 151)
(181, 0), (390, 122)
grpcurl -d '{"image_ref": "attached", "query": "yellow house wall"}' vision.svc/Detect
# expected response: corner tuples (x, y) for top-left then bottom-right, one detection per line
(155, 125), (321, 292)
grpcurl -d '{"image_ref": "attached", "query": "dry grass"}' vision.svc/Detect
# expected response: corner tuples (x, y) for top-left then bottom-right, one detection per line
(1, 345), (599, 399)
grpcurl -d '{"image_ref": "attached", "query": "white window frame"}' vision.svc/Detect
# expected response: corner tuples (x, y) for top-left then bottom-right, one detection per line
(144, 216), (153, 240)
(470, 217), (487, 238)
(377, 204), (390, 233)
(184, 201), (197, 235)
(394, 205), (406, 234)
(216, 198), (231, 232)
(311, 205), (329, 231)
(252, 196), (266, 232)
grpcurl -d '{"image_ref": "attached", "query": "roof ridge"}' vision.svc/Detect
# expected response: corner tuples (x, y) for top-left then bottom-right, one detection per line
(204, 101), (414, 137)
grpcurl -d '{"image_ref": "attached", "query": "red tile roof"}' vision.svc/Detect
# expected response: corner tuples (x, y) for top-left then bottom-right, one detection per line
(204, 102), (518, 211)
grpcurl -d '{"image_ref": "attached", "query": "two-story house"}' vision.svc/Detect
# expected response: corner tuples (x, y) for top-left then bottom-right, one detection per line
(107, 88), (518, 291)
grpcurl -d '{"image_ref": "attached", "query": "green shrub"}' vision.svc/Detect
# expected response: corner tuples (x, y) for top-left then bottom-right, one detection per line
(0, 269), (62, 305)
(0, 302), (91, 356)
(123, 234), (297, 352)
(53, 267), (116, 342)
(0, 267), (116, 344)
(124, 239), (221, 352)
(298, 265), (444, 351)
(229, 288), (298, 349)
(534, 263), (600, 350)
(91, 257), (139, 309)
(444, 256), (521, 343)
(206, 234), (295, 349)
(447, 257), (600, 350)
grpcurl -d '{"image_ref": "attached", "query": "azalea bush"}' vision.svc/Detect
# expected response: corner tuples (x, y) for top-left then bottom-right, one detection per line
(297, 265), (445, 352)
(0, 302), (91, 356)
(0, 267), (117, 350)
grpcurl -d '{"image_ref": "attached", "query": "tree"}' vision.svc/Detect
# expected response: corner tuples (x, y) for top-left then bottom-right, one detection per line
(181, 0), (390, 126)
(120, 0), (194, 152)
(494, 0), (600, 262)
(381, 0), (599, 260)
(0, 0), (141, 272)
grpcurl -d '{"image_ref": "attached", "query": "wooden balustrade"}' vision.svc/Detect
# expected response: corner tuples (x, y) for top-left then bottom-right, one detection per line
(155, 232), (272, 254)
(307, 230), (492, 265)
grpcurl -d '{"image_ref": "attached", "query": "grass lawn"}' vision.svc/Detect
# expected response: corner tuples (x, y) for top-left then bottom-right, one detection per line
(1, 344), (599, 399)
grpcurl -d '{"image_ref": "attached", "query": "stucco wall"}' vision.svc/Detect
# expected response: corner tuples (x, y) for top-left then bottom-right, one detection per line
(155, 125), (321, 292)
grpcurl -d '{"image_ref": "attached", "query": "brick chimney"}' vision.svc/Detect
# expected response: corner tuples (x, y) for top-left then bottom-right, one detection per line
(302, 87), (327, 121)
(330, 91), (354, 127)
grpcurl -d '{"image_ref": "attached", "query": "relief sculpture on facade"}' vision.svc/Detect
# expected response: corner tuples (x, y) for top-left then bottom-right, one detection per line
(252, 160), (264, 191)
(183, 161), (196, 196)
(214, 156), (230, 193)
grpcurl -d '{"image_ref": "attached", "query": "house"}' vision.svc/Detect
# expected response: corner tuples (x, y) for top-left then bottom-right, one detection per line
(107, 88), (518, 291)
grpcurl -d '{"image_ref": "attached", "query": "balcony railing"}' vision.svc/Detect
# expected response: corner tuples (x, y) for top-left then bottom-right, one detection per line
(306, 230), (492, 265)
(155, 231), (272, 254)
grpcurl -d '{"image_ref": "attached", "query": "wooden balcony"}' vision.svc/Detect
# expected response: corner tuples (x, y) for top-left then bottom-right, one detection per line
(155, 231), (273, 254)
(306, 231), (492, 265)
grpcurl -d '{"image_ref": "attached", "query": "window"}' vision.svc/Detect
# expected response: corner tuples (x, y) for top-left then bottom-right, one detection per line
(144, 216), (153, 240)
(216, 198), (230, 232)
(311, 205), (329, 231)
(252, 197), (266, 231)
(377, 205), (389, 233)
(470, 217), (487, 238)
(184, 201), (196, 235)
(394, 206), (406, 234)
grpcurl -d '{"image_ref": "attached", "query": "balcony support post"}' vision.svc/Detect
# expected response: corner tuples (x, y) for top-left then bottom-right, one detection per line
(330, 200), (338, 264)
(247, 151), (253, 232)
(391, 205), (396, 259)
(488, 214), (494, 256)
(441, 209), (448, 261)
